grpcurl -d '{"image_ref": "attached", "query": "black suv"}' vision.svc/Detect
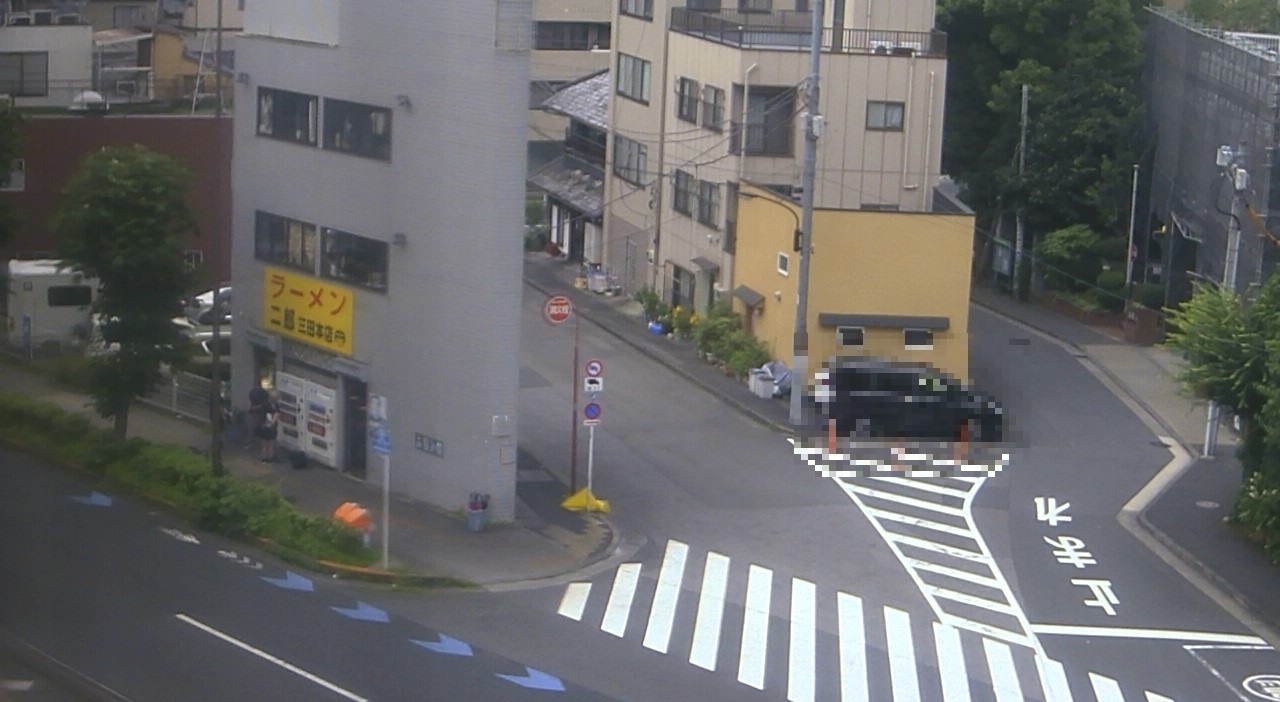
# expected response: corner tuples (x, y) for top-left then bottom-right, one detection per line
(812, 358), (1004, 443)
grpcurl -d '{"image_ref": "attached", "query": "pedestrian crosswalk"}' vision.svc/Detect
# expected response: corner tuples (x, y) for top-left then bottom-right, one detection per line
(557, 539), (1178, 701)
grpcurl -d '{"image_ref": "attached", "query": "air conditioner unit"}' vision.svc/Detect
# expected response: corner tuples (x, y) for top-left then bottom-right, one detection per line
(7, 12), (31, 25)
(869, 39), (893, 54)
(32, 9), (54, 25)
(115, 81), (136, 98)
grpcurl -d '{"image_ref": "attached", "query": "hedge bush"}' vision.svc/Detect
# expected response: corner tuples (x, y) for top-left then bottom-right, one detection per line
(0, 392), (373, 566)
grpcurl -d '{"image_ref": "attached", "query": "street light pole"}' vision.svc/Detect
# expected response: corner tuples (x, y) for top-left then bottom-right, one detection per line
(1125, 163), (1139, 301)
(1204, 147), (1247, 458)
(789, 0), (822, 430)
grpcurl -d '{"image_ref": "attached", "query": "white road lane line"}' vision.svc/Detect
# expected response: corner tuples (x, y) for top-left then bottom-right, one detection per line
(787, 578), (816, 702)
(837, 592), (868, 702)
(1089, 672), (1125, 702)
(882, 534), (986, 562)
(1031, 623), (1267, 645)
(643, 540), (689, 653)
(737, 564), (773, 690)
(557, 582), (591, 621)
(689, 552), (730, 672)
(1145, 693), (1176, 702)
(884, 606), (921, 702)
(601, 562), (642, 637)
(175, 613), (368, 702)
(863, 507), (973, 538)
(932, 623), (972, 702)
(1035, 656), (1075, 702)
(982, 638), (1024, 702)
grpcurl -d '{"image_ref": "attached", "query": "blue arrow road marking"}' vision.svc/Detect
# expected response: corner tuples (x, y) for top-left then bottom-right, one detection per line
(411, 634), (474, 657)
(69, 491), (112, 507)
(495, 667), (565, 692)
(262, 571), (314, 592)
(330, 601), (389, 623)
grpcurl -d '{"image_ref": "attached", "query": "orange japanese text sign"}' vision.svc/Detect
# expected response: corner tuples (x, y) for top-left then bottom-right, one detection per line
(263, 266), (355, 356)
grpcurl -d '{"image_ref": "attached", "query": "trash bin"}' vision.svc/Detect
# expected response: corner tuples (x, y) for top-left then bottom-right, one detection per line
(466, 492), (490, 532)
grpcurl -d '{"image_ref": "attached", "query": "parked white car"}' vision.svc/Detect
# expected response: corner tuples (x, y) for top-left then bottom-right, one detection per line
(183, 285), (232, 326)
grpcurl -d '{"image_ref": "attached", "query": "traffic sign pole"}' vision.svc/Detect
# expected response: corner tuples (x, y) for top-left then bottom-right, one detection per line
(570, 309), (580, 493)
(586, 423), (596, 511)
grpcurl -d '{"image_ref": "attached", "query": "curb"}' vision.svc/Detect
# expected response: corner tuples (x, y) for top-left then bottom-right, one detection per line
(0, 627), (134, 702)
(482, 515), (640, 593)
(523, 275), (793, 436)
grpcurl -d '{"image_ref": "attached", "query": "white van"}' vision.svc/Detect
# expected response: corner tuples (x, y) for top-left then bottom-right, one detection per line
(2, 260), (98, 351)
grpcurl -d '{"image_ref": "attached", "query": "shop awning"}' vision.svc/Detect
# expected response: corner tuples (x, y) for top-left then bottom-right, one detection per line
(733, 284), (765, 307)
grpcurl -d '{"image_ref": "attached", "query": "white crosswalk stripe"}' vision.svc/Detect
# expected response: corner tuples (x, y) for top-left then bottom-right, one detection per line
(558, 539), (1180, 701)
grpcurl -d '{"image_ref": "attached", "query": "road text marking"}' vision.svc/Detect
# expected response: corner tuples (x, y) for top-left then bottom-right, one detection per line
(175, 613), (367, 702)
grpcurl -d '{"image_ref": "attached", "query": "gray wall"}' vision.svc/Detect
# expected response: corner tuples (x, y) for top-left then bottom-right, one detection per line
(231, 0), (530, 520)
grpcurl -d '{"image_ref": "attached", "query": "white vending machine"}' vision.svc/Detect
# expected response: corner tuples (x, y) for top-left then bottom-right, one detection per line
(303, 381), (338, 467)
(274, 372), (306, 452)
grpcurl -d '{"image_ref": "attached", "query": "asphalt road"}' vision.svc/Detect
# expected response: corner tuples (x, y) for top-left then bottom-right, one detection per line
(0, 451), (614, 702)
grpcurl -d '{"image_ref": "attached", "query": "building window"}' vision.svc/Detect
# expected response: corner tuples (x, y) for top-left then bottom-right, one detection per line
(702, 85), (725, 132)
(112, 5), (146, 27)
(739, 0), (772, 11)
(323, 98), (392, 160)
(183, 249), (204, 272)
(837, 326), (865, 346)
(777, 252), (790, 276)
(0, 159), (24, 192)
(255, 211), (319, 273)
(619, 0), (653, 19)
(744, 86), (794, 155)
(535, 22), (610, 50)
(257, 87), (318, 146)
(673, 170), (694, 215)
(697, 180), (721, 228)
(671, 264), (695, 309)
(676, 77), (700, 123)
(904, 328), (934, 350)
(0, 52), (49, 97)
(866, 101), (905, 131)
(613, 135), (647, 185)
(617, 53), (651, 103)
(47, 285), (92, 307)
(322, 228), (388, 292)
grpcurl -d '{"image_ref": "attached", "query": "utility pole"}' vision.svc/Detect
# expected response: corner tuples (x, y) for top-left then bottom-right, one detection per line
(1125, 163), (1140, 302)
(789, 0), (822, 429)
(209, 0), (226, 475)
(1012, 84), (1029, 301)
(1204, 147), (1247, 458)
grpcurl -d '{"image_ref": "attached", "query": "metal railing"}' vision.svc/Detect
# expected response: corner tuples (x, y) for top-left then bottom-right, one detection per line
(670, 7), (946, 57)
(140, 370), (217, 425)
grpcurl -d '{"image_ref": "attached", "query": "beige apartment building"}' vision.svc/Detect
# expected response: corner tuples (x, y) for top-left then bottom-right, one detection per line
(601, 0), (949, 311)
(530, 0), (612, 158)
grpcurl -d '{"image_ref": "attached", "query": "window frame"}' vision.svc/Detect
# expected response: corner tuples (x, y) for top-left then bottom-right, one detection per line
(46, 285), (92, 308)
(904, 328), (934, 350)
(321, 227), (389, 293)
(0, 51), (49, 97)
(866, 100), (906, 132)
(744, 86), (795, 156)
(322, 97), (392, 161)
(0, 158), (24, 192)
(676, 77), (700, 123)
(254, 210), (319, 274)
(256, 86), (318, 147)
(777, 252), (790, 276)
(837, 326), (865, 347)
(534, 21), (610, 50)
(619, 0), (654, 19)
(673, 170), (695, 215)
(701, 85), (725, 132)
(612, 135), (648, 185)
(697, 180), (721, 229)
(617, 53), (651, 104)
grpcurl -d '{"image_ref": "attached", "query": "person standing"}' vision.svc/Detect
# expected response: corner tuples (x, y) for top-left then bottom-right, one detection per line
(247, 384), (269, 451)
(257, 392), (279, 462)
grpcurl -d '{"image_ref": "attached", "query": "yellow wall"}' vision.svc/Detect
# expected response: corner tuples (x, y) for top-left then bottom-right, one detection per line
(151, 30), (231, 103)
(733, 183), (974, 382)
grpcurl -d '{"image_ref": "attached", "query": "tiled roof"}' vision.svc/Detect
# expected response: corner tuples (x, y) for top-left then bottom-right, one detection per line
(539, 70), (610, 132)
(528, 154), (604, 220)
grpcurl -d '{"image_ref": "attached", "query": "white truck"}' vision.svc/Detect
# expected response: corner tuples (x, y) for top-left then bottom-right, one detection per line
(2, 259), (98, 353)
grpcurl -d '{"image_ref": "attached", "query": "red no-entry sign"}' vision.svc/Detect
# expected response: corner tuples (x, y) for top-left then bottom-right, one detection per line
(543, 294), (574, 325)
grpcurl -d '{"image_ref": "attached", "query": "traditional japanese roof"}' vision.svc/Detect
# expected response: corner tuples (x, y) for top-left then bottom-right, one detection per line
(528, 154), (604, 220)
(539, 69), (610, 132)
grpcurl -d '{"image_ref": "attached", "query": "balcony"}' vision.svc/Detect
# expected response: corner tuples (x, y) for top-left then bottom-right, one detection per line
(670, 7), (947, 57)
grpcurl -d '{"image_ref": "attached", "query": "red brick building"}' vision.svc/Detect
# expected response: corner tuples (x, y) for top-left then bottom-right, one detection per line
(1, 114), (232, 287)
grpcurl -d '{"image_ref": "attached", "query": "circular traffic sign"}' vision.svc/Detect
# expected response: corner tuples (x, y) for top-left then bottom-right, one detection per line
(585, 359), (604, 377)
(543, 294), (574, 325)
(583, 401), (602, 420)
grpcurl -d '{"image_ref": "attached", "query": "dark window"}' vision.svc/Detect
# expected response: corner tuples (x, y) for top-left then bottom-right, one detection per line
(837, 326), (865, 346)
(867, 101), (905, 131)
(673, 170), (694, 215)
(905, 328), (934, 348)
(535, 22), (610, 50)
(697, 180), (721, 228)
(0, 52), (49, 97)
(255, 211), (318, 272)
(257, 87), (318, 146)
(739, 0), (771, 11)
(613, 135), (647, 185)
(671, 264), (695, 309)
(676, 77), (700, 123)
(702, 85), (726, 132)
(745, 87), (794, 156)
(47, 285), (91, 307)
(322, 228), (388, 292)
(617, 53), (651, 103)
(323, 98), (392, 160)
(619, 0), (653, 19)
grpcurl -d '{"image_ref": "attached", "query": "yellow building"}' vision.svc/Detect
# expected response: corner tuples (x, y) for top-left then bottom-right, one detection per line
(732, 182), (975, 382)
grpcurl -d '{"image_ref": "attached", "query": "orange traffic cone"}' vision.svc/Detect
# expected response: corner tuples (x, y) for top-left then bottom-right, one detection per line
(956, 422), (969, 464)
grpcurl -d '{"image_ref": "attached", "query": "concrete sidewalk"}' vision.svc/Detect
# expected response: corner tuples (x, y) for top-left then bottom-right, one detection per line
(0, 356), (615, 590)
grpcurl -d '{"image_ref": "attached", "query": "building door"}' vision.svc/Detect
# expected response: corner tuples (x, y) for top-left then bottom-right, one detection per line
(344, 378), (367, 479)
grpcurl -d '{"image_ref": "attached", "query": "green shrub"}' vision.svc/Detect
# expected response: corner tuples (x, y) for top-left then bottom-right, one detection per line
(671, 306), (697, 339)
(719, 330), (771, 378)
(695, 314), (742, 358)
(1038, 224), (1105, 293)
(1136, 282), (1166, 311)
(34, 354), (97, 392)
(1231, 471), (1280, 563)
(1093, 269), (1127, 312)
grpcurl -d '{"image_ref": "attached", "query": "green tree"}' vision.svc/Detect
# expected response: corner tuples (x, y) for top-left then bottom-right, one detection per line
(52, 146), (195, 438)
(940, 0), (1145, 238)
(0, 104), (24, 247)
(1185, 0), (1280, 33)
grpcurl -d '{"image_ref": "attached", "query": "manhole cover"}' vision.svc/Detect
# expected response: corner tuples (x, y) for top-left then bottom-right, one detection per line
(1009, 338), (1031, 346)
(1196, 500), (1220, 509)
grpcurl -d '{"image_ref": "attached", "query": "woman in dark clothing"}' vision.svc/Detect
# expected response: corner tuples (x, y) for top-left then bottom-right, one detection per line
(247, 385), (269, 453)
(257, 392), (279, 462)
